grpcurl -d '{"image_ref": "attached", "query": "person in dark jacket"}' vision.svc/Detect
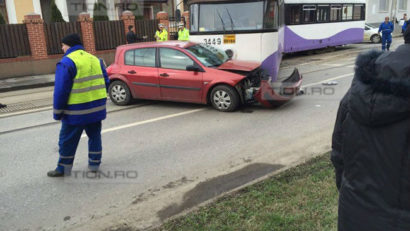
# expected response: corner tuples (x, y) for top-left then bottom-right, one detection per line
(47, 34), (109, 177)
(331, 29), (410, 231)
(378, 16), (394, 51)
(126, 25), (147, 43)
(126, 25), (137, 44)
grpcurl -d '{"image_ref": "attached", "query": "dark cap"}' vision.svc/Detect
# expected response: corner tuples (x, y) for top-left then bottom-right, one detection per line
(61, 33), (83, 47)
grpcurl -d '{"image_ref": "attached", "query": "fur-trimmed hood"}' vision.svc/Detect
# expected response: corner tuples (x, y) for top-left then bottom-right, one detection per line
(348, 44), (410, 127)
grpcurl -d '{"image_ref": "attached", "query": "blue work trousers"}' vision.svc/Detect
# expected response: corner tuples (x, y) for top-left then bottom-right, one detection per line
(56, 121), (102, 173)
(381, 34), (392, 51)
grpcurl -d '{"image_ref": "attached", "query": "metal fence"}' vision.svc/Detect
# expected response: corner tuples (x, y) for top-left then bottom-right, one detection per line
(0, 24), (31, 59)
(134, 19), (158, 42)
(44, 22), (82, 55)
(94, 20), (126, 50)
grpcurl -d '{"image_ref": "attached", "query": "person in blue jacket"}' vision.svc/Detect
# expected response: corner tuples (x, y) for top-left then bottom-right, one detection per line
(378, 16), (394, 51)
(403, 20), (409, 35)
(47, 34), (109, 177)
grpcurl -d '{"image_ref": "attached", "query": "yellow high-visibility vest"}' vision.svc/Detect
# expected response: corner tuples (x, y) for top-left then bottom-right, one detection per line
(178, 28), (190, 41)
(156, 29), (168, 42)
(66, 50), (107, 105)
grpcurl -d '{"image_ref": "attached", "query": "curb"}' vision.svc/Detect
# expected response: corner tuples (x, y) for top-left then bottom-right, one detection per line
(0, 82), (54, 93)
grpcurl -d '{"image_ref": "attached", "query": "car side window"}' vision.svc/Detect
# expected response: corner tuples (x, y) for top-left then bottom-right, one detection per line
(124, 48), (156, 67)
(124, 50), (134, 65)
(159, 48), (194, 70)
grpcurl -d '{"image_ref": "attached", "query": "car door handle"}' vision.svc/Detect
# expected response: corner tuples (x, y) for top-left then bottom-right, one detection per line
(128, 70), (137, 74)
(160, 73), (169, 77)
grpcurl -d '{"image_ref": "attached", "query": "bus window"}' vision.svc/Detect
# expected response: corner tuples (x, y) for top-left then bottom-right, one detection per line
(330, 5), (342, 21)
(353, 4), (364, 20)
(190, 1), (278, 33)
(198, 2), (264, 32)
(303, 5), (316, 23)
(286, 5), (301, 25)
(317, 5), (329, 23)
(190, 4), (199, 32)
(264, 0), (279, 29)
(342, 4), (353, 21)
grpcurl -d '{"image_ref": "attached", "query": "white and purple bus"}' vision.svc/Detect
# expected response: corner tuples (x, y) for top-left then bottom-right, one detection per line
(187, 0), (365, 81)
(284, 0), (365, 53)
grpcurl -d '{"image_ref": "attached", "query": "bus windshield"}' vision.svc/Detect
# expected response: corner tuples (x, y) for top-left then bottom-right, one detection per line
(190, 0), (278, 33)
(185, 44), (229, 67)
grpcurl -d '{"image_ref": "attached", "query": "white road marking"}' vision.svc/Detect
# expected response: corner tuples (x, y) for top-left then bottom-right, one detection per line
(302, 73), (354, 88)
(320, 63), (344, 67)
(81, 108), (206, 137)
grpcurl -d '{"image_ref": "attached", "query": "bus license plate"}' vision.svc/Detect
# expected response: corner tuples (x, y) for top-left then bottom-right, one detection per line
(223, 35), (236, 44)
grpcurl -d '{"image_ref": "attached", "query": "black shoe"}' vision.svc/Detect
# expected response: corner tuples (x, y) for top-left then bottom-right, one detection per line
(47, 170), (65, 177)
(0, 103), (6, 109)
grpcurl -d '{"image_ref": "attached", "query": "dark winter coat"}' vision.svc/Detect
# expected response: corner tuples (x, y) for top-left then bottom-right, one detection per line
(126, 30), (137, 43)
(331, 45), (410, 231)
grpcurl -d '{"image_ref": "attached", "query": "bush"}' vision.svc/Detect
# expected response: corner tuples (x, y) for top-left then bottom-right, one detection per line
(93, 1), (109, 21)
(50, 0), (65, 22)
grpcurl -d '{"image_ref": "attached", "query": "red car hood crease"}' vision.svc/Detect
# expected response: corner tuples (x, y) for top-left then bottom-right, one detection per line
(217, 60), (260, 72)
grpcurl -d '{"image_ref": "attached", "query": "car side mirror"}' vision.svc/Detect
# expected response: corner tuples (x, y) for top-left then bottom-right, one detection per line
(186, 65), (201, 72)
(225, 49), (234, 60)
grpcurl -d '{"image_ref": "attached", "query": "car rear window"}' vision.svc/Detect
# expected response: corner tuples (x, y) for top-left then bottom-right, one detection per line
(124, 48), (156, 67)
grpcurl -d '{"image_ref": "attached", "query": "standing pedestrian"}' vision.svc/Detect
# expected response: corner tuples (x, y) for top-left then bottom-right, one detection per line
(177, 22), (189, 41)
(154, 23), (168, 42)
(126, 25), (137, 44)
(331, 29), (410, 231)
(378, 16), (394, 51)
(48, 33), (109, 177)
(399, 13), (407, 33)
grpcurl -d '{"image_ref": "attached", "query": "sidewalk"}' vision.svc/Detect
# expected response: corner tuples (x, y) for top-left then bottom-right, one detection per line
(0, 74), (55, 93)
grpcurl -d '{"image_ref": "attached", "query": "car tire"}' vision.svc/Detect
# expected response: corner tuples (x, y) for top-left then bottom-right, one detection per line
(371, 34), (381, 43)
(109, 81), (132, 106)
(210, 85), (240, 112)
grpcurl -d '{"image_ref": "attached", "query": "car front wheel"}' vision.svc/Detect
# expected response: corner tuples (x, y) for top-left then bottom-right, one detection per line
(109, 80), (131, 105)
(210, 85), (240, 112)
(371, 34), (381, 43)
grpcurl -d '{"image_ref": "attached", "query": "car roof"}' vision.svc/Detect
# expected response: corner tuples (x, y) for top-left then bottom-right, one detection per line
(117, 41), (197, 50)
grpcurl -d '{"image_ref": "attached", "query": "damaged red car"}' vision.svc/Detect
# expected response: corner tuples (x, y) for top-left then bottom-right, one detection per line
(106, 41), (302, 112)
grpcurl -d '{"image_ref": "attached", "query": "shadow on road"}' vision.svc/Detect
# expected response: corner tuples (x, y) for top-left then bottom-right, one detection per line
(157, 163), (284, 221)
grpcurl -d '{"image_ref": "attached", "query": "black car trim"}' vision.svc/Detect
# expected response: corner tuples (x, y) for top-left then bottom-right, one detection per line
(132, 82), (159, 87)
(132, 82), (201, 91)
(160, 85), (201, 91)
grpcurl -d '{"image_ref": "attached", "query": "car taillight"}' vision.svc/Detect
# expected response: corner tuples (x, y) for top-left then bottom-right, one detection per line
(106, 65), (112, 75)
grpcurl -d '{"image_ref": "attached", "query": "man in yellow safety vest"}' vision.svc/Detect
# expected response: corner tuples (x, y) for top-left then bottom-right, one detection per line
(177, 22), (189, 41)
(48, 33), (109, 177)
(155, 23), (168, 42)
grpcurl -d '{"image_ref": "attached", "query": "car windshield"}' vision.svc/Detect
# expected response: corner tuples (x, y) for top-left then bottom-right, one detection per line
(185, 44), (229, 67)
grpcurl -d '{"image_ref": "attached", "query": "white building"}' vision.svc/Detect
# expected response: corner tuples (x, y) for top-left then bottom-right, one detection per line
(366, 0), (409, 24)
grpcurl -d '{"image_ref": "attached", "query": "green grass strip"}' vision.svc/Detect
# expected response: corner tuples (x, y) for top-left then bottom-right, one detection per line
(158, 153), (338, 231)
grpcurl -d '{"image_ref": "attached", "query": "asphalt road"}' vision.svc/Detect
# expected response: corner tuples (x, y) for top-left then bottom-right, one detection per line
(0, 40), (404, 231)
